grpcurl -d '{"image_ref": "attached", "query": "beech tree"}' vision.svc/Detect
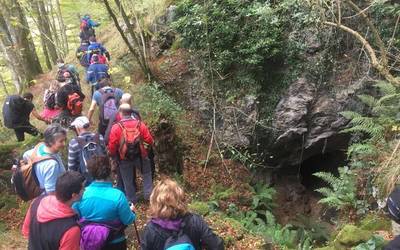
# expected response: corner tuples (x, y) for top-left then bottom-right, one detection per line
(0, 0), (42, 93)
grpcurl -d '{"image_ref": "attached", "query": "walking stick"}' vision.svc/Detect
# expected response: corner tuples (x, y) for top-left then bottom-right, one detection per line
(133, 221), (141, 245)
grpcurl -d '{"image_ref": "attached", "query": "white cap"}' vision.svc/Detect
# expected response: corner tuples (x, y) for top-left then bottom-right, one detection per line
(71, 116), (90, 128)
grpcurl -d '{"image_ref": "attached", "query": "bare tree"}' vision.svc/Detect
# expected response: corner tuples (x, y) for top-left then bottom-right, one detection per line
(102, 0), (153, 80)
(321, 0), (399, 85)
(0, 0), (42, 93)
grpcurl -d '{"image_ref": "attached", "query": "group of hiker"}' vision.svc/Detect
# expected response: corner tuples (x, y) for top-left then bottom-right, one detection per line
(2, 14), (224, 250)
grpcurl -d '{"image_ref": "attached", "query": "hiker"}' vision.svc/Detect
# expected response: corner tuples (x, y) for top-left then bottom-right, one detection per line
(22, 124), (67, 194)
(79, 14), (100, 42)
(86, 36), (110, 63)
(72, 155), (136, 250)
(385, 188), (400, 249)
(141, 178), (224, 250)
(86, 54), (110, 94)
(55, 80), (85, 124)
(41, 80), (62, 121)
(76, 40), (90, 68)
(68, 116), (106, 185)
(22, 171), (85, 250)
(104, 93), (141, 144)
(108, 103), (154, 204)
(56, 59), (80, 85)
(87, 78), (123, 136)
(2, 92), (48, 141)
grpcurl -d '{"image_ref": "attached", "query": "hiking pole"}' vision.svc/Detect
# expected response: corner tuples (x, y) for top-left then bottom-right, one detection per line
(133, 221), (141, 245)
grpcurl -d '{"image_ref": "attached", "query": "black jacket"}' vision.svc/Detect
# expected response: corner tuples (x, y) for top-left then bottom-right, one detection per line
(141, 213), (224, 250)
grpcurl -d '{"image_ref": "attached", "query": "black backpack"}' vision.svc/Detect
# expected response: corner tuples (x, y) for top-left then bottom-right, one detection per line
(388, 187), (400, 223)
(76, 134), (105, 183)
(2, 95), (24, 129)
(163, 222), (195, 250)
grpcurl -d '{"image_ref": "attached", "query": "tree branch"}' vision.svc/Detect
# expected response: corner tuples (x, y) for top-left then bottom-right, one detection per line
(324, 21), (399, 85)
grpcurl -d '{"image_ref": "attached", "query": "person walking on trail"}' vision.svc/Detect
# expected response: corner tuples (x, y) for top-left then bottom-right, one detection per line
(86, 54), (110, 94)
(108, 103), (154, 204)
(56, 59), (80, 85)
(87, 78), (123, 136)
(68, 116), (106, 185)
(104, 93), (141, 144)
(72, 155), (136, 250)
(86, 36), (110, 63)
(2, 92), (48, 141)
(23, 124), (67, 194)
(55, 80), (85, 124)
(141, 179), (225, 250)
(22, 171), (85, 250)
(76, 40), (90, 68)
(79, 14), (100, 42)
(42, 80), (62, 121)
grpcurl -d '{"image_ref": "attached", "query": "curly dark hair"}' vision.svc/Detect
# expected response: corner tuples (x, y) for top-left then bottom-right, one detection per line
(87, 155), (111, 180)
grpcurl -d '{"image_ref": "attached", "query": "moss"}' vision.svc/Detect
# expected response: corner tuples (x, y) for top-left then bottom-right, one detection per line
(188, 201), (210, 216)
(333, 224), (372, 249)
(359, 214), (391, 232)
(314, 246), (335, 250)
(0, 193), (18, 211)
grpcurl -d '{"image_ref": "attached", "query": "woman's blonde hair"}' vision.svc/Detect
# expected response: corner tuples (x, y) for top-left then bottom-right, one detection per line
(148, 178), (188, 219)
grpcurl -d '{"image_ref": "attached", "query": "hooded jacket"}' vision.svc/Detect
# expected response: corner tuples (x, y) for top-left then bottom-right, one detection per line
(86, 63), (109, 85)
(22, 195), (80, 250)
(141, 213), (224, 250)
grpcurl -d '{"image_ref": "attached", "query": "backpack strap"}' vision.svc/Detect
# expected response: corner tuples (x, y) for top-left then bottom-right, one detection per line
(29, 143), (56, 165)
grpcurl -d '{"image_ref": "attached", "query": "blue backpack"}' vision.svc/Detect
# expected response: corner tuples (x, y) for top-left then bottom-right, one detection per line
(76, 134), (105, 184)
(164, 222), (195, 250)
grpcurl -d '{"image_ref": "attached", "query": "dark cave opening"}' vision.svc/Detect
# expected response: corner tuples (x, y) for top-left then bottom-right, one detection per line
(299, 150), (348, 190)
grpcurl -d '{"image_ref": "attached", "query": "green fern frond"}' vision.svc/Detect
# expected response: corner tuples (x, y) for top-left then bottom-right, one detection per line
(375, 81), (397, 96)
(357, 94), (377, 107)
(347, 143), (377, 157)
(377, 93), (400, 105)
(340, 111), (362, 120)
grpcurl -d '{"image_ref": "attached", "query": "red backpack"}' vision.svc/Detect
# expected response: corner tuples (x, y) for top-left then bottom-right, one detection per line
(80, 19), (89, 31)
(118, 119), (142, 160)
(67, 93), (83, 116)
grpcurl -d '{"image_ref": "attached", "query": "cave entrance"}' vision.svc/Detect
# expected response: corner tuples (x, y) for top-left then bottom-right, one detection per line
(299, 150), (347, 190)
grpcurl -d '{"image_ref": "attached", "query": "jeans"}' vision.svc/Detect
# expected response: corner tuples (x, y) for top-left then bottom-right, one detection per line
(117, 157), (152, 204)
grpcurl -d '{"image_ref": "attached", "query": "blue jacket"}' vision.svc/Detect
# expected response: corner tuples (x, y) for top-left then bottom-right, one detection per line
(72, 181), (136, 243)
(86, 63), (109, 85)
(87, 42), (107, 61)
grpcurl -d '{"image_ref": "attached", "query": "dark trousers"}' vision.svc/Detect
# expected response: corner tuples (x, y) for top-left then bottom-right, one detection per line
(14, 123), (39, 141)
(102, 239), (127, 250)
(117, 157), (152, 204)
(98, 121), (108, 136)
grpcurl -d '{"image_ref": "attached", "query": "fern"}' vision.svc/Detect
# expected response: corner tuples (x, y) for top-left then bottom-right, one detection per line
(313, 167), (357, 209)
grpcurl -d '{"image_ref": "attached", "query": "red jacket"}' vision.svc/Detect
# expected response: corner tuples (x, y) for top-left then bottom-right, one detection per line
(22, 195), (80, 250)
(108, 117), (154, 158)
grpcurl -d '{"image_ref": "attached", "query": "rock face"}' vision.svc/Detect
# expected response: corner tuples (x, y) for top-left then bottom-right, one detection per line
(268, 71), (370, 167)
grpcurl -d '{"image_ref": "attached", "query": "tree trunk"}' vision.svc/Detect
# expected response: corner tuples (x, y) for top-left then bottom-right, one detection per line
(55, 0), (68, 52)
(113, 0), (153, 80)
(30, 0), (52, 70)
(48, 0), (63, 58)
(102, 0), (148, 75)
(37, 0), (58, 63)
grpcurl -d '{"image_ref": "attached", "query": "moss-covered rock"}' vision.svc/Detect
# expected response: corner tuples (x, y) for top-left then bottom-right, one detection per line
(189, 201), (210, 216)
(333, 224), (372, 249)
(359, 214), (391, 232)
